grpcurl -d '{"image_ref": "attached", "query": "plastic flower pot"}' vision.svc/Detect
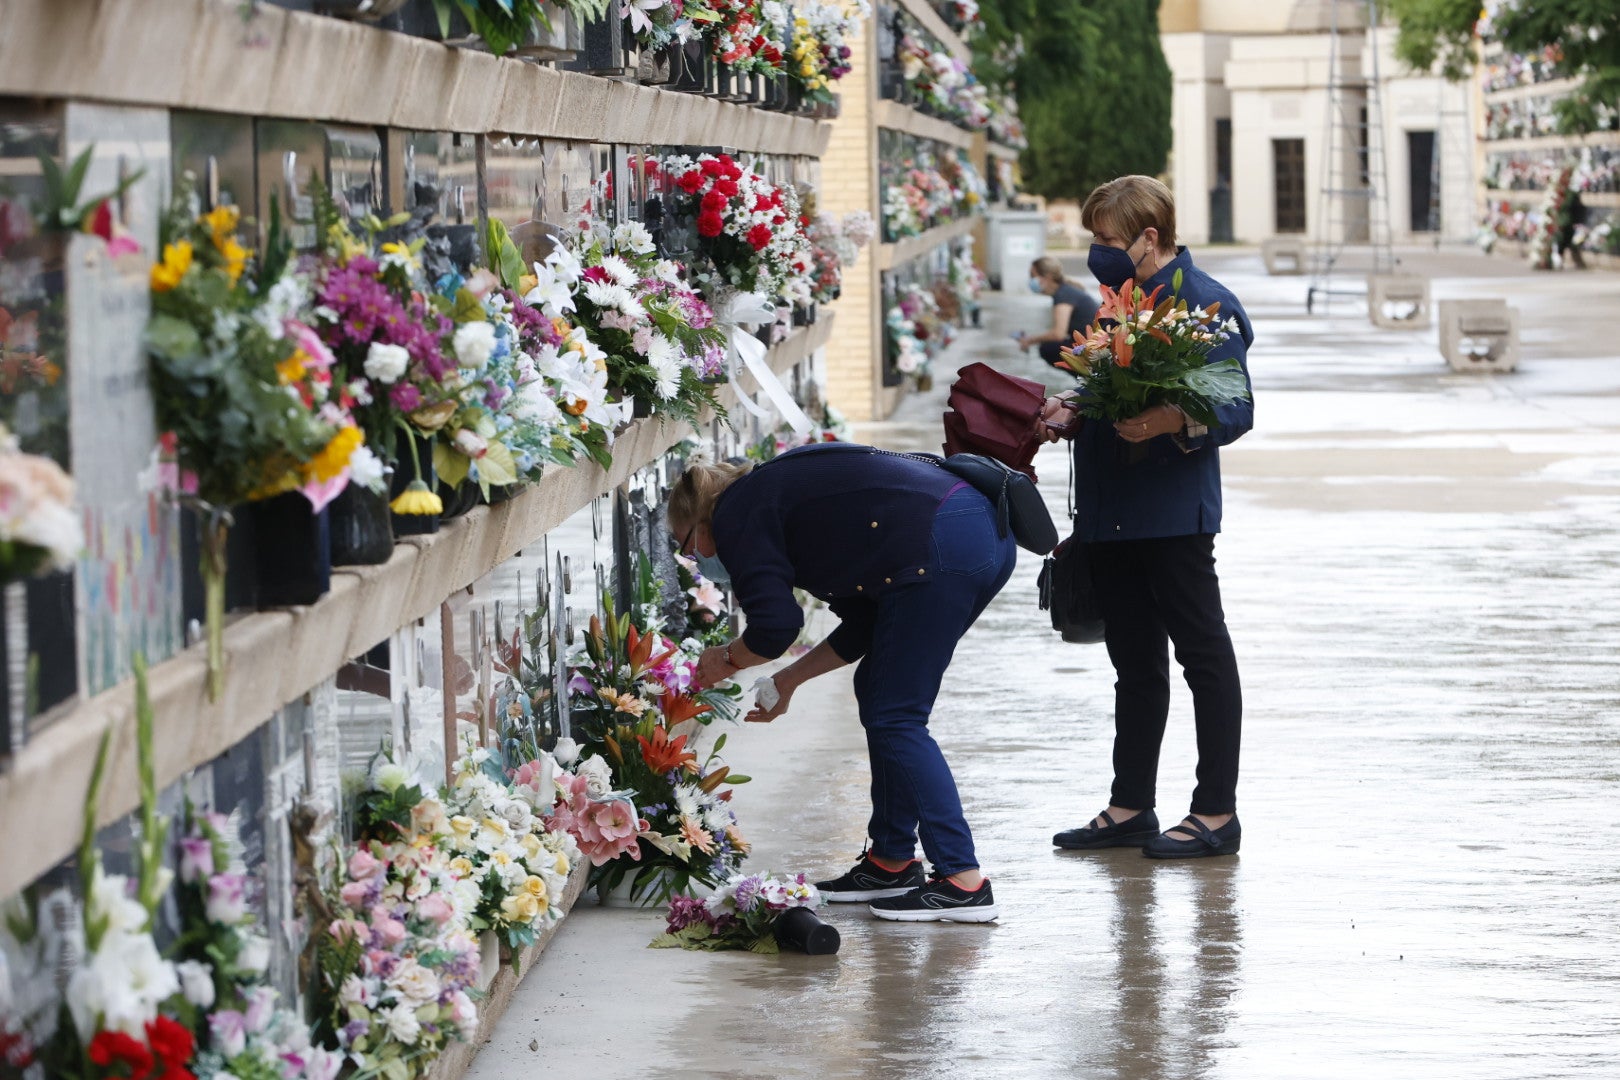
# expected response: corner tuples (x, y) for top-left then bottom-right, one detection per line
(639, 44), (677, 85)
(245, 491), (332, 608)
(0, 570), (77, 745)
(772, 907), (840, 955)
(328, 483), (395, 566)
(671, 39), (712, 93)
(436, 480), (481, 520)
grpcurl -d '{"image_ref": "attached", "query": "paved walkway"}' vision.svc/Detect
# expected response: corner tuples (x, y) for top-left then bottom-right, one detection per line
(468, 246), (1620, 1080)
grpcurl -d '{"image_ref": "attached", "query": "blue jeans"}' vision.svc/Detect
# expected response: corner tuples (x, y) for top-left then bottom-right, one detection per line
(852, 485), (1018, 876)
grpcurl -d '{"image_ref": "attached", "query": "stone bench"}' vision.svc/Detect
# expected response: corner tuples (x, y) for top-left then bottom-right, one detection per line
(1438, 299), (1519, 373)
(1261, 236), (1307, 275)
(1367, 274), (1432, 330)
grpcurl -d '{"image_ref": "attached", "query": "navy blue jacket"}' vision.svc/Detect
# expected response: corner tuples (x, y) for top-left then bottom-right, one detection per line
(1071, 248), (1254, 541)
(710, 443), (961, 662)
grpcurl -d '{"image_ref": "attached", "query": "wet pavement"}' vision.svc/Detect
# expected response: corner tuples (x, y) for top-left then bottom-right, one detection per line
(467, 246), (1620, 1080)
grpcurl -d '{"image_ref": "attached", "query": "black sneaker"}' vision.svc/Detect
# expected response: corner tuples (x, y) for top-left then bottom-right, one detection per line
(868, 876), (999, 923)
(815, 851), (925, 902)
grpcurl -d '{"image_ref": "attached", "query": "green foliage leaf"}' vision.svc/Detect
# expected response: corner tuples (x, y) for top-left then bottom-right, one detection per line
(434, 439), (472, 490)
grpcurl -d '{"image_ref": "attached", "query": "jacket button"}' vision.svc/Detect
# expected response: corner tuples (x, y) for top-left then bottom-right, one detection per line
(918, 569), (925, 575)
(1115, 525), (1122, 531)
(870, 521), (878, 528)
(884, 577), (892, 584)
(856, 585), (863, 591)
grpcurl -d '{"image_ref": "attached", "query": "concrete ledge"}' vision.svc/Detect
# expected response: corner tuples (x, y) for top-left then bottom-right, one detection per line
(878, 217), (977, 271)
(0, 0), (830, 157)
(874, 100), (976, 150)
(0, 318), (833, 900)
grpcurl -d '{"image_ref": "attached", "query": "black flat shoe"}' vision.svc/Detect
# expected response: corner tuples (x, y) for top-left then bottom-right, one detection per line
(1143, 815), (1241, 859)
(1053, 809), (1161, 850)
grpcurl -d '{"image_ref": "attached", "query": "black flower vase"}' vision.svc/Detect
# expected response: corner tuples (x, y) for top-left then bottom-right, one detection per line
(390, 430), (440, 536)
(180, 505), (261, 620)
(436, 480), (480, 520)
(247, 492), (332, 608)
(773, 907), (840, 955)
(328, 484), (395, 566)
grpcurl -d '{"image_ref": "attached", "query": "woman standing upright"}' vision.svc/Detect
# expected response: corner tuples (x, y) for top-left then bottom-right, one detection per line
(1040, 175), (1254, 859)
(671, 443), (1016, 920)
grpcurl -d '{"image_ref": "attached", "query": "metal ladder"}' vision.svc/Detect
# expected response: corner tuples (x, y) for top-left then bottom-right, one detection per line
(1307, 0), (1396, 314)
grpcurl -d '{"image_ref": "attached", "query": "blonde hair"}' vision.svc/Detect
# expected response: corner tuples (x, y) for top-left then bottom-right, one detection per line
(1030, 256), (1065, 284)
(1081, 175), (1178, 254)
(668, 459), (754, 530)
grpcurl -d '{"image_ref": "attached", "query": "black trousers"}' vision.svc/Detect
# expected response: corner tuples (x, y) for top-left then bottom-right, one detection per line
(1086, 533), (1242, 815)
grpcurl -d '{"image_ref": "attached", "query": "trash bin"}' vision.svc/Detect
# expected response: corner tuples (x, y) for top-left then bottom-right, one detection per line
(985, 208), (1047, 291)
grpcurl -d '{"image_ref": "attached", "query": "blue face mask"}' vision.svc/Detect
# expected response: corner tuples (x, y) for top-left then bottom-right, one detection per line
(1027, 276), (1045, 294)
(696, 551), (731, 585)
(1088, 231), (1146, 290)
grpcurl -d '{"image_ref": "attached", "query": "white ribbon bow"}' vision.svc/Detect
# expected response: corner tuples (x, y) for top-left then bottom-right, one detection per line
(716, 289), (813, 435)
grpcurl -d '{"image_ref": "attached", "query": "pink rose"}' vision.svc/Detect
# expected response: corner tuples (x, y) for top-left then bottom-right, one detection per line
(339, 881), (370, 909)
(348, 849), (382, 881)
(372, 914), (407, 946)
(416, 893), (453, 925)
(329, 918), (369, 943)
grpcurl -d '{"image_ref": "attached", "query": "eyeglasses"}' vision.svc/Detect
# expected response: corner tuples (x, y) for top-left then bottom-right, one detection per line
(676, 523), (697, 556)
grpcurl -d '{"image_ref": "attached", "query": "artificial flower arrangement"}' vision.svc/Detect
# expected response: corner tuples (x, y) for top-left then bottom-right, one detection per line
(803, 207), (874, 305)
(0, 421), (81, 584)
(786, 0), (865, 104)
(940, 149), (988, 217)
(886, 280), (951, 385)
(441, 742), (577, 956)
(309, 752), (484, 1078)
(170, 809), (342, 1080)
(651, 871), (824, 953)
(1058, 271), (1251, 427)
(621, 0), (705, 51)
(7, 658), (196, 1080)
(0, 302), (61, 403)
(145, 188), (382, 698)
(554, 218), (729, 424)
(667, 154), (813, 302)
(896, 23), (991, 130)
(565, 577), (751, 904)
(704, 0), (786, 75)
(881, 156), (955, 242)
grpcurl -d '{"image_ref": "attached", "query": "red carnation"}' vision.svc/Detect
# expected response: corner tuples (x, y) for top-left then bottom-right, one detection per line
(89, 1031), (154, 1078)
(701, 190), (729, 213)
(698, 211), (726, 238)
(746, 223), (774, 250)
(771, 214), (786, 225)
(146, 1017), (195, 1080)
(582, 266), (610, 284)
(715, 178), (740, 198)
(723, 162), (744, 182)
(677, 171), (705, 194)
(701, 159), (723, 178)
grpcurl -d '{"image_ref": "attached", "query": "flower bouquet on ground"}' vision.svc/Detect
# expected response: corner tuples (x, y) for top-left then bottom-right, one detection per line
(145, 190), (382, 697)
(1058, 270), (1250, 427)
(651, 872), (836, 954)
(566, 596), (749, 904)
(0, 422), (81, 583)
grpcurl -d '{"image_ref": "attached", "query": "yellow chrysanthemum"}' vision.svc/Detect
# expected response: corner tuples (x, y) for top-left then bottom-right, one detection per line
(275, 351), (308, 386)
(390, 479), (443, 516)
(150, 240), (194, 292)
(306, 426), (363, 484)
(220, 237), (248, 286)
(202, 204), (240, 242)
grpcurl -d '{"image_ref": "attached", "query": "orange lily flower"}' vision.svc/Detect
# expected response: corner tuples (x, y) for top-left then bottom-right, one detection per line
(1112, 329), (1134, 368)
(638, 726), (699, 774)
(662, 693), (714, 727)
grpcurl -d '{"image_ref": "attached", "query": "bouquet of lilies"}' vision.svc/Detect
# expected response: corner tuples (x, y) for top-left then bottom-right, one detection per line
(1060, 270), (1250, 426)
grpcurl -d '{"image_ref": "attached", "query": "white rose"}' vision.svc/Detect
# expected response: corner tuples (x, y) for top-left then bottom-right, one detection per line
(338, 973), (372, 1011)
(236, 932), (270, 975)
(175, 959), (216, 1009)
(363, 342), (410, 384)
(384, 1002), (421, 1045)
(453, 322), (497, 370)
(550, 737), (580, 767)
(497, 799), (532, 832)
(388, 958), (441, 1007)
(347, 444), (387, 490)
(576, 754), (614, 800)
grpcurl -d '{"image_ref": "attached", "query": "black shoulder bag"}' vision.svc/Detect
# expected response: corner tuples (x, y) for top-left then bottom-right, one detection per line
(897, 450), (1058, 555)
(1035, 449), (1106, 643)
